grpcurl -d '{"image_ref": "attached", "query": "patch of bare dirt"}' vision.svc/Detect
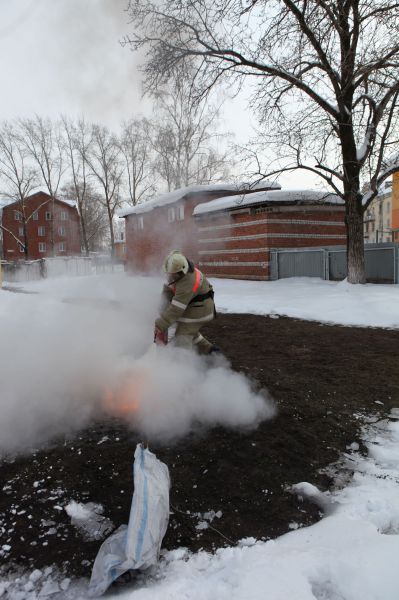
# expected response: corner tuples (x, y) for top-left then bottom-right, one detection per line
(1, 314), (399, 579)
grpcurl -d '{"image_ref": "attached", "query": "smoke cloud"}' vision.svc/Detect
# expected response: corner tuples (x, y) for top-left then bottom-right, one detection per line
(0, 0), (148, 127)
(0, 274), (275, 455)
(106, 346), (274, 442)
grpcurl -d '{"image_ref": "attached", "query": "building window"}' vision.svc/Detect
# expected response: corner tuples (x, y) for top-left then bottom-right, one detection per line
(32, 211), (38, 220)
(38, 242), (46, 253)
(38, 226), (45, 236)
(138, 216), (144, 230)
(59, 242), (66, 252)
(19, 227), (24, 237)
(45, 212), (52, 220)
(168, 207), (175, 223)
(120, 231), (124, 241)
(60, 211), (68, 221)
(14, 211), (22, 221)
(58, 226), (66, 236)
(176, 205), (184, 221)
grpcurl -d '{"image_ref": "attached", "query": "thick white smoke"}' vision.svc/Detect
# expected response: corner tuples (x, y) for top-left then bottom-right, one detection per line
(0, 0), (148, 127)
(106, 346), (275, 442)
(0, 274), (275, 455)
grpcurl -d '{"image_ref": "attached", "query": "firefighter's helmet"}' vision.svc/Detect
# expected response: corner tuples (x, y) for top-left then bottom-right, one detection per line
(163, 250), (189, 275)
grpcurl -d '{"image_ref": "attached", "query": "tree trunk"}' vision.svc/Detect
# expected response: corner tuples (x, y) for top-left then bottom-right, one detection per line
(50, 196), (55, 257)
(107, 205), (115, 258)
(339, 114), (366, 284)
(23, 223), (29, 259)
(80, 214), (90, 257)
(345, 193), (365, 284)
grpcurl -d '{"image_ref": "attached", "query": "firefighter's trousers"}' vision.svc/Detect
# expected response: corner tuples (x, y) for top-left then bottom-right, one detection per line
(173, 298), (215, 354)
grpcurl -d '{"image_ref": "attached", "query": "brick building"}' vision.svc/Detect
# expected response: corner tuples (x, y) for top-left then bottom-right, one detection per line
(1, 191), (81, 260)
(363, 175), (399, 243)
(122, 184), (346, 280)
(364, 181), (393, 243)
(121, 183), (280, 273)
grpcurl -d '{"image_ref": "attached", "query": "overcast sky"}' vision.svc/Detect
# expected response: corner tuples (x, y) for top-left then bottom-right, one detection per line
(0, 0), (314, 188)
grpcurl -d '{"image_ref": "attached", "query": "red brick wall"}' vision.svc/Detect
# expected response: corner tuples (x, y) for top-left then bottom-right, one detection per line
(125, 191), (241, 275)
(124, 194), (346, 280)
(2, 192), (81, 260)
(197, 206), (346, 279)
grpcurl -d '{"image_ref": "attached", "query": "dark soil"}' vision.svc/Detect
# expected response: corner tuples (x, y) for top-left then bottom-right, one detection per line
(1, 314), (399, 580)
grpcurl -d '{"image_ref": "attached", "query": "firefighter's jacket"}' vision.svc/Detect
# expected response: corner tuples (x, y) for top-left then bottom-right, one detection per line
(155, 263), (214, 332)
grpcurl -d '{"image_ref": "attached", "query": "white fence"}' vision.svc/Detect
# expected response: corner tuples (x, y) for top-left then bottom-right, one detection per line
(1, 256), (124, 283)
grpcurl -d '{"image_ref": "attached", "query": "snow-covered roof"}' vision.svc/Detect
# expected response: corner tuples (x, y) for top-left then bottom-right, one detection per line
(119, 181), (281, 217)
(0, 191), (77, 209)
(58, 198), (77, 208)
(33, 189), (77, 208)
(193, 189), (344, 216)
(0, 197), (15, 209)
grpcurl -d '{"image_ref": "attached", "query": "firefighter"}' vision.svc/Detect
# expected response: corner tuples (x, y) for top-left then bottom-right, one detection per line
(154, 250), (218, 354)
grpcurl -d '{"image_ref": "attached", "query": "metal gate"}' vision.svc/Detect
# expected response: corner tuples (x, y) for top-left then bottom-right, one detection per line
(273, 249), (327, 279)
(270, 243), (399, 283)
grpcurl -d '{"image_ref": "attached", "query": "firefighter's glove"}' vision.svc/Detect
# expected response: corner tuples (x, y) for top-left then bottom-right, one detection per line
(154, 321), (168, 346)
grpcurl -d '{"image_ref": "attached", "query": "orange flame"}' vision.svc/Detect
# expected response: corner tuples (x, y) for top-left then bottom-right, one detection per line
(103, 372), (146, 417)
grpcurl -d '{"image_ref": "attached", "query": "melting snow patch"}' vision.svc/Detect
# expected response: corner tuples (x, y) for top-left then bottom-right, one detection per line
(194, 509), (223, 531)
(40, 579), (60, 596)
(0, 567), (85, 599)
(65, 501), (113, 541)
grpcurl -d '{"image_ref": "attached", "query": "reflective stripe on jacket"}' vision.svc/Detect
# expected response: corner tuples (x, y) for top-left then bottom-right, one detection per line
(156, 266), (214, 331)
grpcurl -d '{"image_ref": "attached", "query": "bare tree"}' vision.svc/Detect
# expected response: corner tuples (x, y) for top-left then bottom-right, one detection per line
(149, 62), (231, 191)
(19, 116), (65, 256)
(60, 180), (109, 253)
(85, 124), (124, 255)
(119, 118), (156, 205)
(0, 121), (40, 258)
(62, 116), (93, 256)
(126, 0), (399, 283)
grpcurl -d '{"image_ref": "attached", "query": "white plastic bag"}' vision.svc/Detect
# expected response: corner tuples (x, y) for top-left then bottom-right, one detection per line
(88, 443), (170, 597)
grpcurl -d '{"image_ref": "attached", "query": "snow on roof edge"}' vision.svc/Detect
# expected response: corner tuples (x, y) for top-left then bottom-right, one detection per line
(0, 192), (77, 210)
(119, 181), (281, 217)
(193, 189), (344, 216)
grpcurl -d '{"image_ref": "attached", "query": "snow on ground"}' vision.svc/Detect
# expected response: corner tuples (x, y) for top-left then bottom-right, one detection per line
(64, 501), (114, 542)
(1, 273), (399, 598)
(211, 276), (399, 329)
(7, 273), (399, 329)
